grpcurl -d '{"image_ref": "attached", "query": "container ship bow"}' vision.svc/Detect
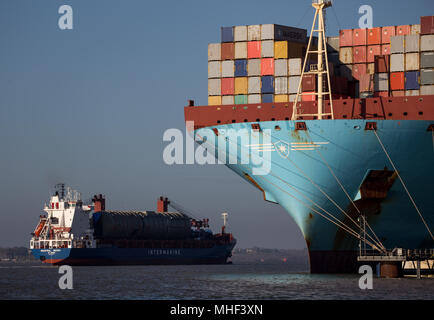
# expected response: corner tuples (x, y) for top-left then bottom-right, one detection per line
(184, 1), (434, 273)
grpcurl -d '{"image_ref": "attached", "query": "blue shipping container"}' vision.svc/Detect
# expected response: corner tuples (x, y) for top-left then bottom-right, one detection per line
(221, 27), (234, 43)
(261, 76), (274, 94)
(405, 71), (420, 90)
(262, 94), (274, 103)
(235, 60), (248, 77)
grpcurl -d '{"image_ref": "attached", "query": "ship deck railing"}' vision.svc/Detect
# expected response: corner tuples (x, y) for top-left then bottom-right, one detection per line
(357, 248), (434, 262)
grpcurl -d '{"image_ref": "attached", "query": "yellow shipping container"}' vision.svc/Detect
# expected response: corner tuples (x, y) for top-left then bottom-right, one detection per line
(274, 41), (288, 59)
(235, 77), (248, 95)
(208, 96), (222, 106)
(274, 94), (288, 102)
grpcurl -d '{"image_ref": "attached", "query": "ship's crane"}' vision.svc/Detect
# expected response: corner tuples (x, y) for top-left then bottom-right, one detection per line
(166, 198), (210, 229)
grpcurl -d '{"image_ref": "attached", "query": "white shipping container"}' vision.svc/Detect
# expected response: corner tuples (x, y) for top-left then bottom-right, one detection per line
(248, 77), (261, 94)
(288, 58), (302, 75)
(248, 94), (261, 104)
(208, 79), (221, 96)
(261, 40), (274, 57)
(405, 34), (420, 53)
(208, 43), (221, 61)
(421, 35), (434, 51)
(222, 60), (235, 77)
(289, 94), (297, 102)
(248, 25), (261, 41)
(261, 24), (274, 40)
(405, 90), (420, 96)
(339, 47), (353, 64)
(248, 59), (261, 76)
(235, 42), (247, 59)
(410, 24), (421, 35)
(275, 77), (288, 94)
(275, 59), (288, 76)
(405, 53), (419, 71)
(390, 54), (404, 72)
(288, 76), (301, 94)
(234, 26), (248, 42)
(208, 61), (221, 78)
(420, 85), (434, 95)
(222, 95), (234, 105)
(327, 36), (340, 53)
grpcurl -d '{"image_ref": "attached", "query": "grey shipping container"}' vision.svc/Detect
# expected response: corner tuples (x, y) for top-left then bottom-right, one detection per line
(391, 35), (405, 54)
(222, 95), (234, 105)
(234, 26), (248, 42)
(248, 25), (261, 41)
(208, 43), (221, 61)
(327, 36), (340, 53)
(420, 85), (434, 95)
(248, 77), (261, 94)
(405, 90), (420, 96)
(288, 58), (302, 75)
(92, 211), (191, 240)
(261, 40), (274, 57)
(248, 59), (261, 76)
(208, 61), (221, 79)
(248, 94), (261, 104)
(421, 35), (434, 51)
(390, 54), (404, 72)
(374, 73), (389, 91)
(421, 52), (434, 68)
(275, 59), (288, 76)
(289, 94), (297, 102)
(405, 34), (420, 53)
(222, 60), (234, 77)
(420, 69), (434, 85)
(288, 76), (301, 94)
(405, 53), (419, 71)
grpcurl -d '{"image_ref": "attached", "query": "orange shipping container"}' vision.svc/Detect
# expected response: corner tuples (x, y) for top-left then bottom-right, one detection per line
(367, 27), (382, 45)
(396, 25), (411, 36)
(221, 78), (235, 95)
(221, 43), (235, 60)
(302, 92), (316, 101)
(247, 41), (261, 59)
(367, 45), (381, 62)
(261, 58), (274, 75)
(390, 72), (405, 90)
(381, 44), (391, 55)
(353, 46), (367, 63)
(339, 29), (353, 47)
(352, 63), (367, 81)
(353, 28), (367, 46)
(381, 26), (396, 43)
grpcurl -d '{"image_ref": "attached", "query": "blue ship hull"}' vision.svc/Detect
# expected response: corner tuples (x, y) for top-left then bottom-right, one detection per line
(31, 243), (236, 265)
(196, 119), (434, 272)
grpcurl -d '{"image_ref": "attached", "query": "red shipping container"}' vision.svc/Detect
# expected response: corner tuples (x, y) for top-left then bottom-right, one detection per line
(261, 58), (274, 75)
(339, 29), (353, 47)
(353, 46), (367, 63)
(374, 55), (390, 73)
(221, 43), (235, 60)
(390, 72), (404, 90)
(221, 78), (235, 95)
(302, 74), (316, 92)
(359, 74), (373, 92)
(374, 91), (389, 97)
(367, 45), (381, 62)
(421, 16), (434, 35)
(367, 27), (381, 45)
(391, 90), (405, 97)
(381, 26), (396, 44)
(396, 25), (411, 36)
(302, 92), (316, 101)
(247, 41), (261, 59)
(381, 44), (390, 55)
(353, 28), (367, 46)
(352, 63), (367, 81)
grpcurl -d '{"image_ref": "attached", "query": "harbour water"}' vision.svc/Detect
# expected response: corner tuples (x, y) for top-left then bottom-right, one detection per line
(1, 262), (433, 300)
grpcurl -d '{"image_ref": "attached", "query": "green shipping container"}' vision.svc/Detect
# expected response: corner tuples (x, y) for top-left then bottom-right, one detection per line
(234, 95), (248, 104)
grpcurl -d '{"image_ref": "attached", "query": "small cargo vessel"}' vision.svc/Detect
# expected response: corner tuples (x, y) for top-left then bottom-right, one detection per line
(30, 184), (236, 265)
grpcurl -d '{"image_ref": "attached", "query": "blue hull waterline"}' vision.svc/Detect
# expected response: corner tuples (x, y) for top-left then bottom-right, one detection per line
(195, 119), (434, 272)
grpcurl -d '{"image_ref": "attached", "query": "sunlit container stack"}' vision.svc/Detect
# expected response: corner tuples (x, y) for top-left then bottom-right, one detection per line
(208, 24), (308, 105)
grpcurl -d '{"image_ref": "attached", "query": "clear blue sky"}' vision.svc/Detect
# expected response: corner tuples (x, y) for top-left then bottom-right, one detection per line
(0, 0), (432, 248)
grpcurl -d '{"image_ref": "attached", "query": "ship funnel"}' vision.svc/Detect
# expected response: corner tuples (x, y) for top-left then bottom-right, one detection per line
(157, 196), (170, 213)
(92, 194), (106, 212)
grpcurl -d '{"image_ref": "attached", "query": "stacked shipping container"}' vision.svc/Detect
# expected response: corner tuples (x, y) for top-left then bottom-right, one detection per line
(208, 16), (434, 106)
(208, 24), (309, 105)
